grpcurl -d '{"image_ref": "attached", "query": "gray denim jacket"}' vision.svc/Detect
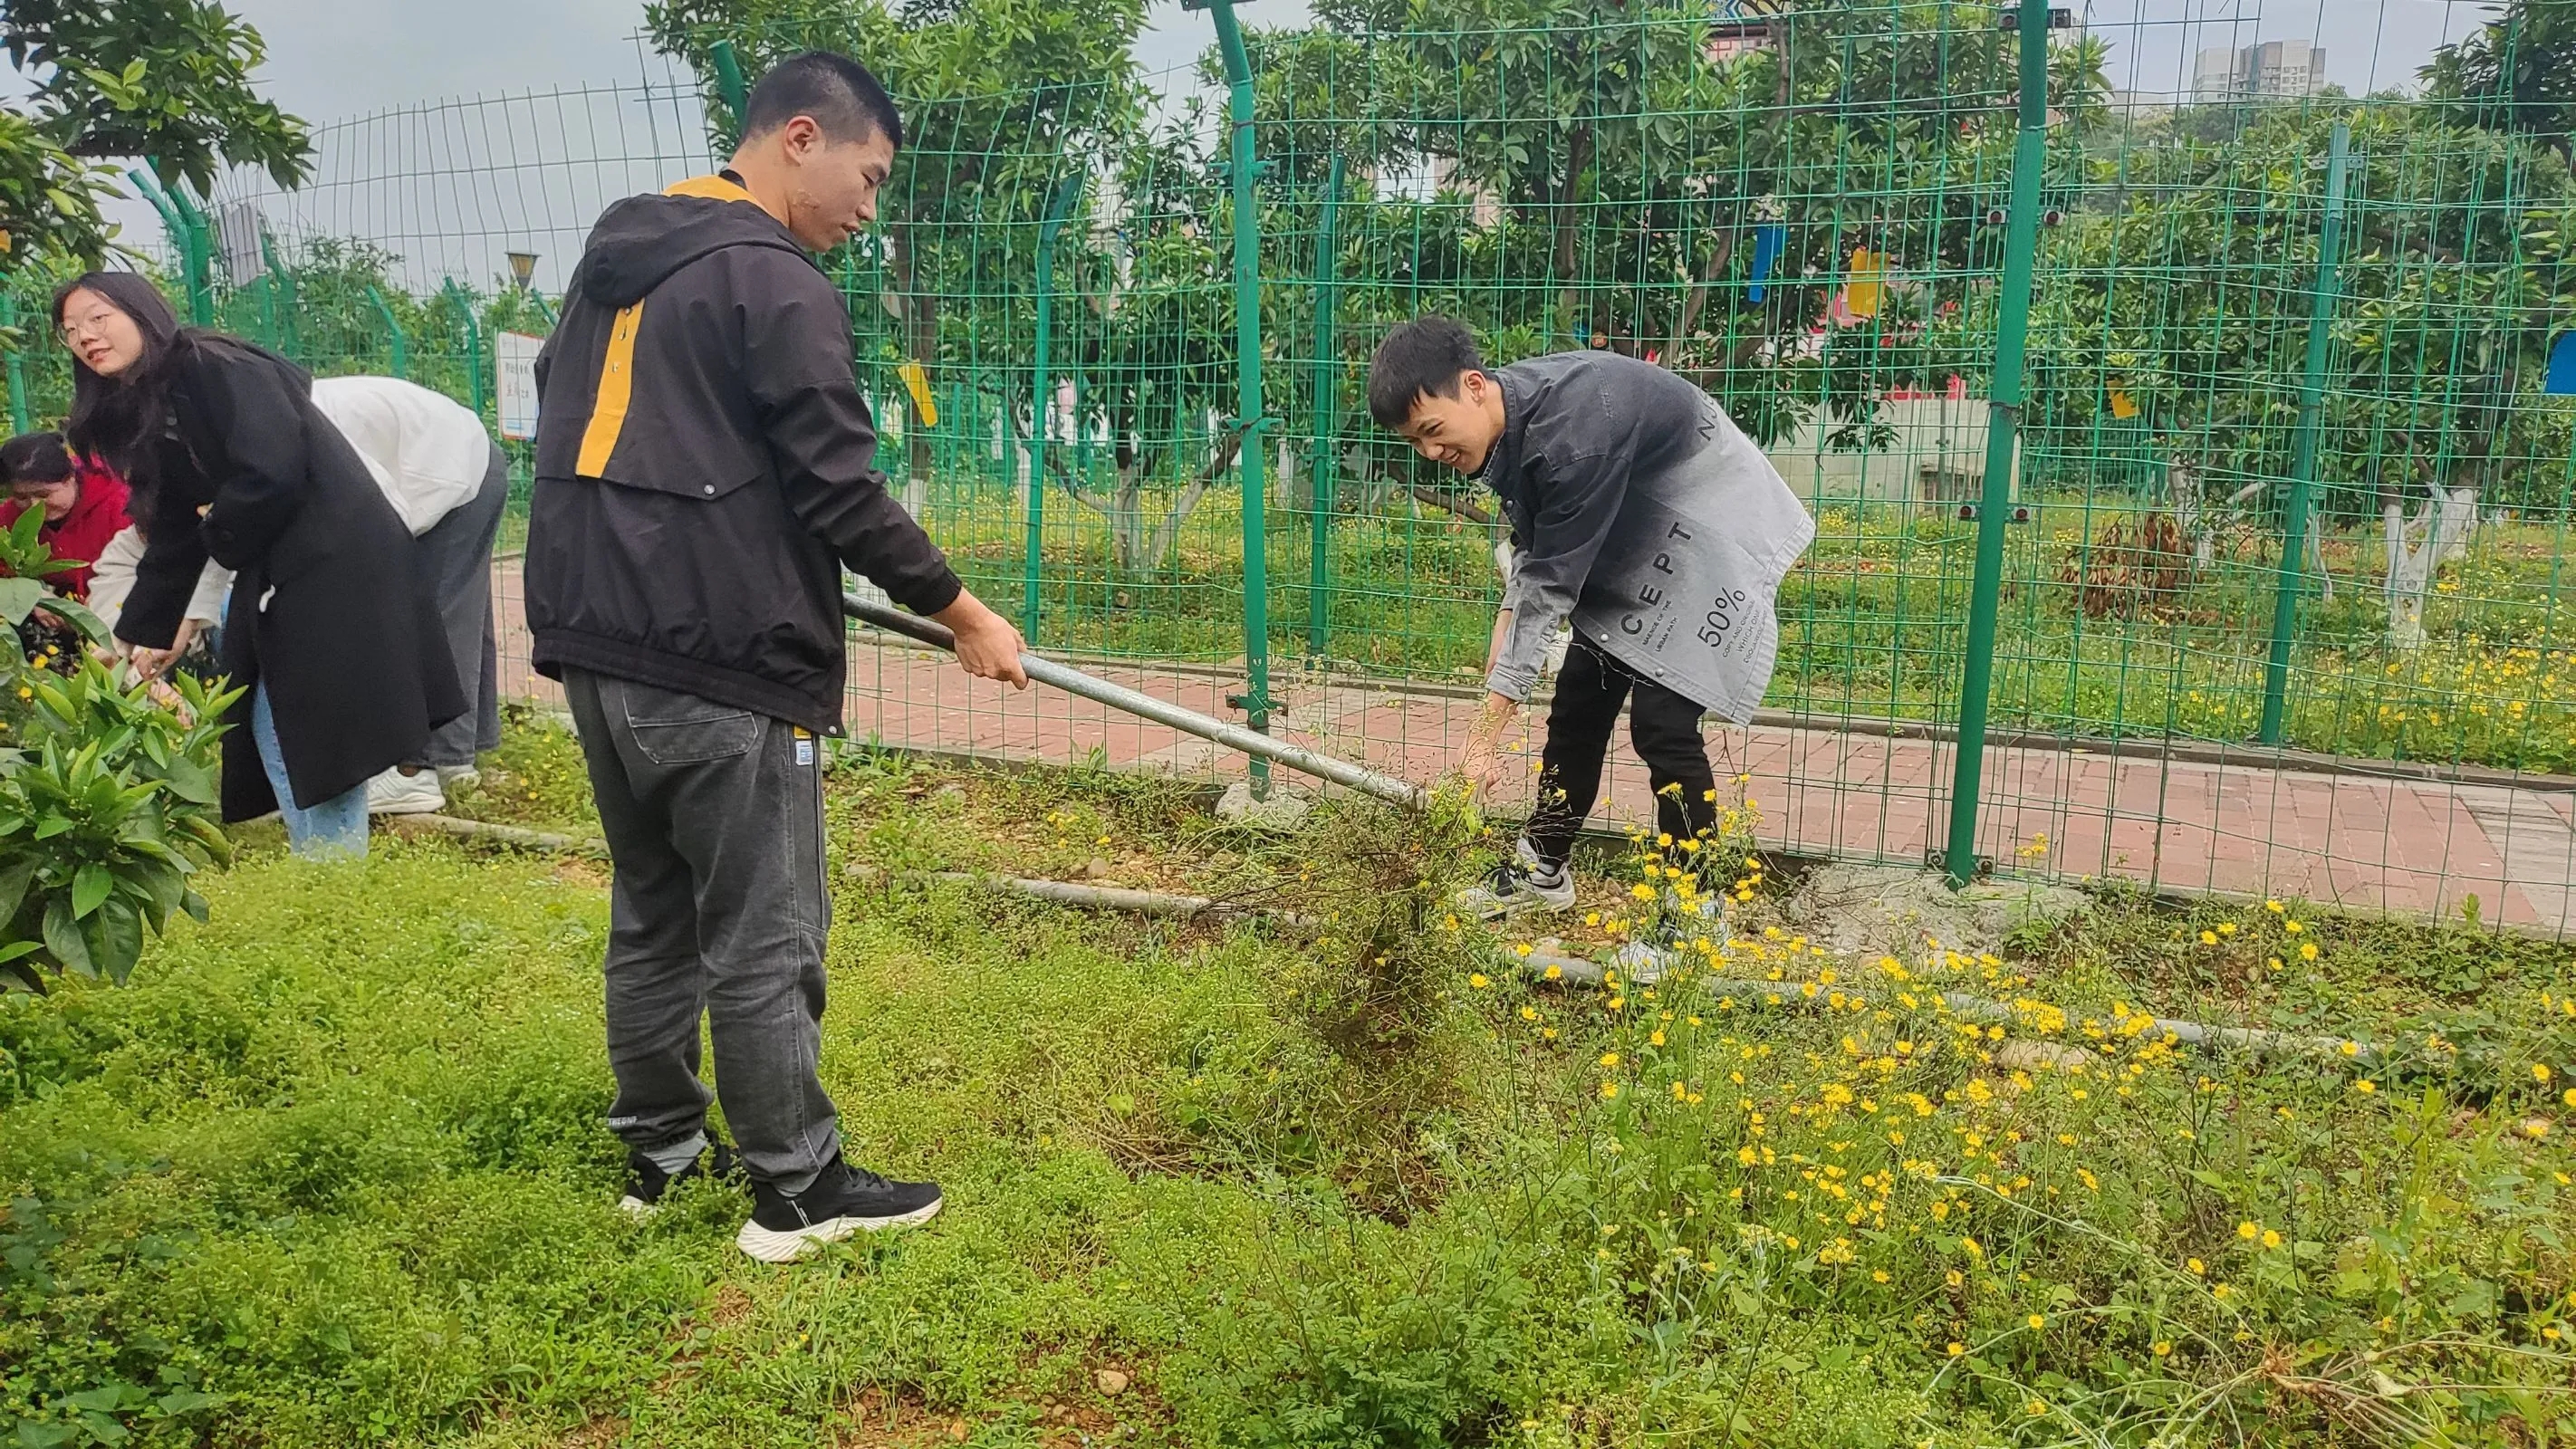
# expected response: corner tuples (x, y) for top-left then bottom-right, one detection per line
(1485, 350), (1814, 722)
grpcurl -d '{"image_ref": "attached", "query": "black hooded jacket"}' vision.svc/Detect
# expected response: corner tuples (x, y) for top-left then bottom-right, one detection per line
(526, 172), (961, 735)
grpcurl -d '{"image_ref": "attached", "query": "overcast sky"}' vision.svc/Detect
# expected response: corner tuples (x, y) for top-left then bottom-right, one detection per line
(87, 0), (2474, 276)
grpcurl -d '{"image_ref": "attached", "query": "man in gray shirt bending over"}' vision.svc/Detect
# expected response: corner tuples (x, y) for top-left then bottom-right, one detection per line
(1368, 318), (1812, 919)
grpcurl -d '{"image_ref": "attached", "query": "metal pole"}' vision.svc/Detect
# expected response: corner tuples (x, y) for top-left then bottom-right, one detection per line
(2259, 121), (2351, 746)
(1205, 0), (1273, 799)
(1025, 171), (1083, 644)
(159, 178), (217, 328)
(260, 232), (296, 359)
(124, 169), (197, 321)
(0, 285), (31, 435)
(845, 595), (1423, 807)
(1306, 154), (1342, 659)
(445, 279), (486, 418)
(365, 286), (409, 379)
(1942, 1), (2050, 888)
(709, 40), (751, 149)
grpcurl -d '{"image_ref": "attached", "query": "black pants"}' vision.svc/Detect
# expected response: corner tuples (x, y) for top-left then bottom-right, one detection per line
(562, 668), (841, 1195)
(1524, 641), (1718, 869)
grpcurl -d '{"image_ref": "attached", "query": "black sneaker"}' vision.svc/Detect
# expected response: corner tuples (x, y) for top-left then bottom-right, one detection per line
(735, 1156), (944, 1262)
(619, 1141), (741, 1220)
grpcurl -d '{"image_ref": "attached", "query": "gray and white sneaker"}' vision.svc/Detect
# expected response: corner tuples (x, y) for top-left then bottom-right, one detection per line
(1606, 937), (1680, 985)
(1456, 840), (1577, 920)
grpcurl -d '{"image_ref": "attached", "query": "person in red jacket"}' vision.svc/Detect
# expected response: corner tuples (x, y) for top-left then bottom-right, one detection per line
(1, 431), (130, 600)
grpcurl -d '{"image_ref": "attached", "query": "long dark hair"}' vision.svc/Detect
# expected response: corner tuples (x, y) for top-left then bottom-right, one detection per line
(53, 271), (187, 477)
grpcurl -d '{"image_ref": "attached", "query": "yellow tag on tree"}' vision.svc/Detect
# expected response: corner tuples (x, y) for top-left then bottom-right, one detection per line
(2108, 388), (2139, 419)
(899, 360), (938, 427)
(1844, 248), (1884, 319)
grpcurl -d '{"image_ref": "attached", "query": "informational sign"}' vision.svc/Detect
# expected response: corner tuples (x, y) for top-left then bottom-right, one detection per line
(495, 331), (544, 440)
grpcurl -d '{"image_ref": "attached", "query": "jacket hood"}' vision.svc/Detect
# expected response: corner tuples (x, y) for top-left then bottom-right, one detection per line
(572, 175), (811, 308)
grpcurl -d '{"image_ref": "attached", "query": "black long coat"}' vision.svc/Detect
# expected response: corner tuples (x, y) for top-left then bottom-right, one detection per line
(117, 338), (464, 822)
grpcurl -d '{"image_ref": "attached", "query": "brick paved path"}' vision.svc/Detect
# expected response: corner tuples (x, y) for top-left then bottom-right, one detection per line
(491, 560), (2576, 933)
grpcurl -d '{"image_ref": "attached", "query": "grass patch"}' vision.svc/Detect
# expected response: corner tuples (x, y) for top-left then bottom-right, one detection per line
(4, 733), (2572, 1446)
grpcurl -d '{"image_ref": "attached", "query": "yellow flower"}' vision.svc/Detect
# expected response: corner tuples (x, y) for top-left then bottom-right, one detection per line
(2536, 1063), (2556, 1083)
(2355, 1080), (2377, 1094)
(2198, 930), (2218, 945)
(1871, 1270), (1889, 1283)
(2262, 1230), (2283, 1249)
(2152, 1340), (2173, 1358)
(1544, 964), (1562, 981)
(2283, 919), (2303, 934)
(2339, 1040), (2360, 1057)
(1946, 1341), (1964, 1357)
(2211, 1282), (2234, 1300)
(2236, 1221), (2259, 1241)
(1648, 1030), (1665, 1046)
(1629, 884), (1656, 901)
(1513, 942), (1533, 957)
(1518, 1006), (1537, 1021)
(2216, 922), (2237, 936)
(1600, 1051), (1621, 1068)
(2266, 899), (2284, 912)
(2026, 1313), (2046, 1330)
(2026, 1400), (2047, 1417)
(1468, 974), (1490, 989)
(2186, 1258), (2206, 1276)
(1600, 1081), (1620, 1099)
(2300, 942), (2319, 962)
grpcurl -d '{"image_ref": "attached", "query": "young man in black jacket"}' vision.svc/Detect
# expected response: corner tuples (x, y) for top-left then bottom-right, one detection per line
(528, 51), (1028, 1262)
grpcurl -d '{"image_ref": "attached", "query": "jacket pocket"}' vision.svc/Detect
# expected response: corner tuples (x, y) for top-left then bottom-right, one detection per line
(620, 683), (760, 764)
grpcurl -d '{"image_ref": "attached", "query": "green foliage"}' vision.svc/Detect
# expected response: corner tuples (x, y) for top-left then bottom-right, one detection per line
(0, 0), (311, 264)
(2425, 0), (2576, 159)
(0, 522), (230, 993)
(0, 660), (234, 993)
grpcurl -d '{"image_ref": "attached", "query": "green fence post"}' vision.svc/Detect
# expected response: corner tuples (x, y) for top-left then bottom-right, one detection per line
(1024, 171), (1084, 643)
(259, 232), (297, 360)
(1200, 0), (1273, 798)
(125, 169), (216, 327)
(1942, 0), (2051, 888)
(2258, 121), (2351, 747)
(708, 39), (751, 147)
(443, 278), (486, 417)
(1306, 154), (1342, 660)
(0, 283), (31, 435)
(365, 286), (409, 379)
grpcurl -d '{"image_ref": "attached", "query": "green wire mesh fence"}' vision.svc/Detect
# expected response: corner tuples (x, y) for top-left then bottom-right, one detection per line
(10, 1), (2576, 928)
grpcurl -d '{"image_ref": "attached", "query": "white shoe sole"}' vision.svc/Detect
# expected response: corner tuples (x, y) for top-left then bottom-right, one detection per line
(618, 1194), (656, 1223)
(734, 1197), (944, 1262)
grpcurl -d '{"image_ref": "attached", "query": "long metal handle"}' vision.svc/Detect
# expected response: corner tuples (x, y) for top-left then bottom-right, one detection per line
(844, 595), (1426, 808)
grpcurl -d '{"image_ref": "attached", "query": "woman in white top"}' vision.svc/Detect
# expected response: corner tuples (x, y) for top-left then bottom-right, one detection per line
(307, 376), (510, 815)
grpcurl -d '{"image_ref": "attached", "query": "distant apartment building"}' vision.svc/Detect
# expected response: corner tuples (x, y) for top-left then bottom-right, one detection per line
(2191, 40), (2329, 102)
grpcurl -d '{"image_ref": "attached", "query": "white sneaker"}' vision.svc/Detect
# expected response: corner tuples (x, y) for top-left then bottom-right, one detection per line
(434, 764), (481, 793)
(366, 767), (447, 816)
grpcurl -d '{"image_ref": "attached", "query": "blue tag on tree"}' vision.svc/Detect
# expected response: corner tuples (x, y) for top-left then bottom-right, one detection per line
(2549, 332), (2576, 396)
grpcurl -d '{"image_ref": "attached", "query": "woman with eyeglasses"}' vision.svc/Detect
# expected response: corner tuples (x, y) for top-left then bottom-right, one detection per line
(53, 272), (463, 859)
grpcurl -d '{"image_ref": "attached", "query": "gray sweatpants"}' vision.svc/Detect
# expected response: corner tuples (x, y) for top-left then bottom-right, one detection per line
(412, 442), (508, 769)
(560, 667), (841, 1194)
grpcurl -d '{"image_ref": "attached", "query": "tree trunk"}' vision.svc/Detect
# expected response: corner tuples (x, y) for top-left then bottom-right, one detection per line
(889, 222), (937, 513)
(1664, 227), (1738, 364)
(1405, 485), (1495, 526)
(2383, 482), (2478, 651)
(1551, 123), (1594, 341)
